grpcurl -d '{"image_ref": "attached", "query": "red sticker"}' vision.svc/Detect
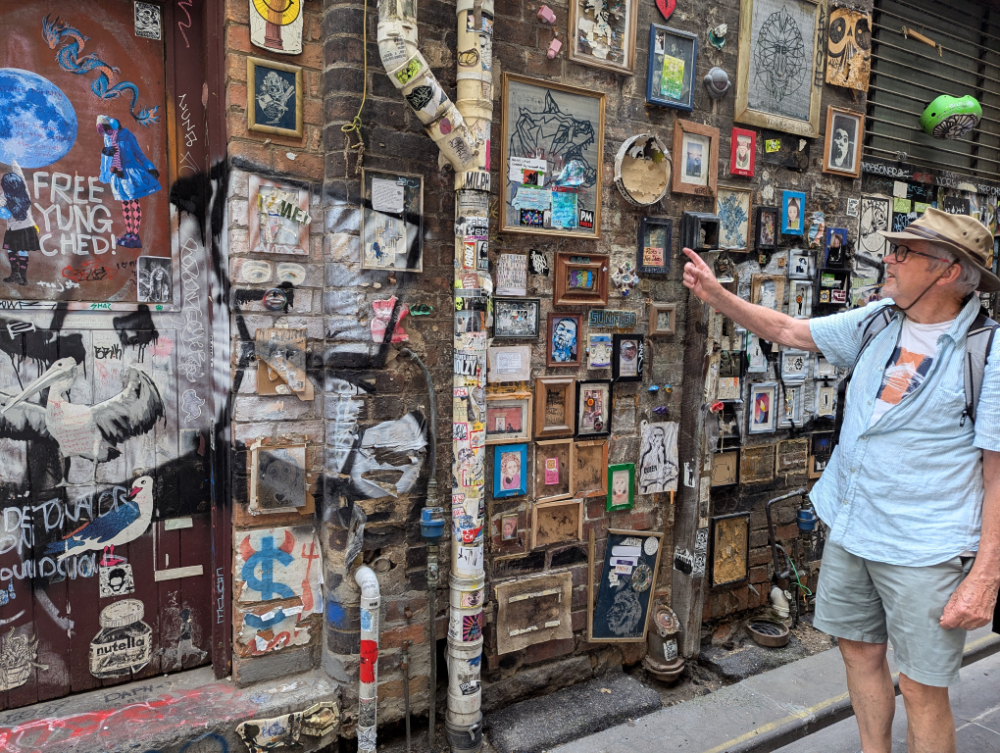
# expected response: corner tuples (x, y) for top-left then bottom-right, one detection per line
(655, 0), (676, 21)
(360, 639), (378, 683)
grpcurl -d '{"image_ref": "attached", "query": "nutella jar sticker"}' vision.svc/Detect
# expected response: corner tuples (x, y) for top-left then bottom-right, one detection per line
(90, 599), (152, 678)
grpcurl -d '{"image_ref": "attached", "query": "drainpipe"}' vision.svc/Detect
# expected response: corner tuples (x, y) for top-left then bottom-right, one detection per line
(356, 565), (381, 753)
(378, 2), (492, 752)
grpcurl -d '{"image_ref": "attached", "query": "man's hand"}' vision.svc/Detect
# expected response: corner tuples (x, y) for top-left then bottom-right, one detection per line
(940, 571), (999, 630)
(682, 247), (723, 305)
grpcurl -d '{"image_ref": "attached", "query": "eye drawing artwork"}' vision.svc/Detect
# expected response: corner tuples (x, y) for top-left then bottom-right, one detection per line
(825, 7), (872, 92)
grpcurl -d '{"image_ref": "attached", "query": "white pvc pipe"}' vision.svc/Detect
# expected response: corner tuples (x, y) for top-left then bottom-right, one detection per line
(356, 565), (380, 753)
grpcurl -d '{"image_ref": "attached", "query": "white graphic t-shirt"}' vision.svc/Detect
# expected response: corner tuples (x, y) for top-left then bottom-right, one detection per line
(869, 317), (955, 428)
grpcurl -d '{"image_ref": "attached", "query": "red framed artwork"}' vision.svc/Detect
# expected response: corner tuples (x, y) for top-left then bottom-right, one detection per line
(730, 128), (756, 177)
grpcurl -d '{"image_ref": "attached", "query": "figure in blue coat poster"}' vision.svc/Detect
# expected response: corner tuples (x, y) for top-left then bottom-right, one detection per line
(96, 115), (161, 249)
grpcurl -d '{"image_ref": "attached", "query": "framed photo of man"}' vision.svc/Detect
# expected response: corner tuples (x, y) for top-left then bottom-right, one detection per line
(547, 313), (583, 367)
(822, 106), (864, 179)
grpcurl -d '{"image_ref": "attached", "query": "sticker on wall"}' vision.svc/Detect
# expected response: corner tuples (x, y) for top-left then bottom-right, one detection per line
(587, 333), (612, 369)
(133, 2), (162, 39)
(136, 256), (171, 302)
(235, 526), (323, 610)
(237, 711), (304, 753)
(90, 599), (153, 678)
(249, 0), (304, 55)
(238, 604), (312, 656)
(256, 328), (314, 400)
(371, 296), (410, 344)
(637, 421), (679, 494)
(0, 629), (48, 691)
(99, 562), (135, 598)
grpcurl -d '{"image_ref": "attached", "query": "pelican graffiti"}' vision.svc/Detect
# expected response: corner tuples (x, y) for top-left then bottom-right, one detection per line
(0, 357), (165, 485)
(41, 15), (160, 127)
(45, 476), (154, 561)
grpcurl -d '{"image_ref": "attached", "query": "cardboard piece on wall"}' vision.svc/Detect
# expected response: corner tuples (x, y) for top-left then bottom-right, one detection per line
(250, 443), (316, 516)
(495, 571), (573, 654)
(256, 328), (315, 401)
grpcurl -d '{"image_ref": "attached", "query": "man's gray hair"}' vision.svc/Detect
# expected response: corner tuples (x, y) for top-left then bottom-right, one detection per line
(930, 248), (981, 296)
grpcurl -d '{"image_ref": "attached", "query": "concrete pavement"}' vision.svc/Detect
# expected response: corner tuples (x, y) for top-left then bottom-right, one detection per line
(550, 627), (999, 753)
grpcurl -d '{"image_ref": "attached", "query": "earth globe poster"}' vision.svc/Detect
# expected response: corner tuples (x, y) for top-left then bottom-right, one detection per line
(0, 1), (170, 304)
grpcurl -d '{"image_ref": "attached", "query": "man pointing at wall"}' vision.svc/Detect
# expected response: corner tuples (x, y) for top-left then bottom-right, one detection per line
(681, 207), (1000, 753)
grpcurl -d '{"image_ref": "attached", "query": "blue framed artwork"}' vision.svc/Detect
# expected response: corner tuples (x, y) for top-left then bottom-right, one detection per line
(646, 25), (697, 111)
(781, 190), (806, 236)
(248, 57), (303, 138)
(493, 444), (528, 498)
(824, 227), (848, 267)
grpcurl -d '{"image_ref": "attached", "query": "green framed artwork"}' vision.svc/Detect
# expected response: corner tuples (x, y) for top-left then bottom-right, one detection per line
(606, 463), (635, 511)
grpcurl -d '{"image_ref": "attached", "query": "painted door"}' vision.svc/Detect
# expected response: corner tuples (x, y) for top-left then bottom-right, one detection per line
(0, 0), (218, 709)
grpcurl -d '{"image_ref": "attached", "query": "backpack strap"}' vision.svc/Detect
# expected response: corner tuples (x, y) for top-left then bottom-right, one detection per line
(832, 306), (897, 446)
(962, 311), (999, 426)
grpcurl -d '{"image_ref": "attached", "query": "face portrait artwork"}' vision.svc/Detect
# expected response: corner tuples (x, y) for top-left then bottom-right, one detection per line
(735, 135), (751, 169)
(500, 451), (522, 490)
(611, 470), (630, 506)
(551, 317), (578, 362)
(685, 142), (703, 178)
(619, 339), (638, 375)
(761, 212), (775, 245)
(786, 198), (800, 230)
(501, 514), (518, 540)
(830, 116), (856, 171)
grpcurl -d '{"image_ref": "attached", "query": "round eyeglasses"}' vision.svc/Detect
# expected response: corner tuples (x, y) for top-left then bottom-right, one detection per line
(886, 244), (953, 265)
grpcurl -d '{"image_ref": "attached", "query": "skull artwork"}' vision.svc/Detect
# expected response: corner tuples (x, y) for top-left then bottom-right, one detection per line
(825, 7), (872, 92)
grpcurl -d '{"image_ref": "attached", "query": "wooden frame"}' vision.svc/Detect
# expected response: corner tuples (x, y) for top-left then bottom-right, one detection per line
(710, 512), (751, 588)
(755, 206), (778, 250)
(649, 303), (677, 336)
(646, 24), (698, 110)
(576, 379), (612, 438)
(493, 443), (529, 498)
(637, 216), (672, 275)
(534, 377), (576, 439)
(612, 334), (645, 382)
(501, 73), (606, 238)
(730, 127), (757, 177)
(360, 168), (424, 272)
(569, 0), (638, 74)
(588, 528), (664, 642)
(822, 106), (864, 179)
(574, 440), (610, 497)
(711, 449), (740, 487)
(553, 252), (609, 306)
(607, 463), (636, 511)
(247, 56), (304, 138)
(492, 298), (541, 340)
(672, 119), (719, 197)
(740, 444), (777, 484)
(532, 498), (584, 549)
(487, 345), (531, 383)
(534, 438), (575, 502)
(716, 185), (753, 251)
(547, 313), (583, 367)
(750, 274), (786, 311)
(485, 392), (533, 445)
(734, 0), (824, 138)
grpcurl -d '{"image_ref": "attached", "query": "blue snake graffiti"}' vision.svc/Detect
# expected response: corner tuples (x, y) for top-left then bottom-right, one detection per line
(42, 15), (161, 127)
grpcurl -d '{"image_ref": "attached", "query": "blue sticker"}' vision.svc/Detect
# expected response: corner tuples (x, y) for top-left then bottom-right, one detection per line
(360, 608), (373, 632)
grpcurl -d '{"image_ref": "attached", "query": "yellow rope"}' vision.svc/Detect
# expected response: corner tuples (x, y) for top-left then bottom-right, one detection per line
(340, 0), (368, 158)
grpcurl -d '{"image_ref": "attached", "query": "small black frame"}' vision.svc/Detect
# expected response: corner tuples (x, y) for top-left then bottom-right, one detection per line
(754, 206), (778, 251)
(576, 379), (613, 439)
(612, 334), (645, 382)
(637, 216), (673, 274)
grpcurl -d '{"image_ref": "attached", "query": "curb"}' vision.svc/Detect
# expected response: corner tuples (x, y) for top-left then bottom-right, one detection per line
(723, 632), (1000, 753)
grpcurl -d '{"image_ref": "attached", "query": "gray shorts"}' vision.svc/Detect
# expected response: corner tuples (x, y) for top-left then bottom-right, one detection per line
(813, 540), (974, 687)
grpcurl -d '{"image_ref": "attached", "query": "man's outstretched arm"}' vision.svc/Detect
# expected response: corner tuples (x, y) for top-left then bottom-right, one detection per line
(682, 247), (820, 352)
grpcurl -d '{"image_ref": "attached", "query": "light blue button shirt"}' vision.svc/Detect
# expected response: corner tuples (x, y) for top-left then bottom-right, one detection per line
(809, 296), (1000, 567)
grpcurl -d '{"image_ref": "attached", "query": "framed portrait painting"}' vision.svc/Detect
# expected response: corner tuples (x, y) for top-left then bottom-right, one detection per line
(823, 106), (864, 179)
(493, 444), (528, 498)
(612, 334), (645, 382)
(755, 206), (778, 250)
(569, 0), (638, 74)
(730, 128), (756, 177)
(486, 392), (532, 445)
(734, 0), (824, 138)
(646, 25), (698, 110)
(716, 186), (753, 251)
(576, 379), (612, 438)
(606, 463), (635, 511)
(501, 74), (606, 238)
(547, 313), (583, 367)
(782, 190), (806, 236)
(493, 298), (541, 339)
(672, 120), (719, 197)
(824, 227), (849, 267)
(247, 57), (304, 138)
(748, 382), (778, 434)
(637, 217), (672, 275)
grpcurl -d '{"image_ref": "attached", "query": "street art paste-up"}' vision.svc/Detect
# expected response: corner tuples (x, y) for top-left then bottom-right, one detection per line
(237, 710), (305, 753)
(136, 256), (171, 302)
(251, 444), (308, 514)
(248, 0), (304, 55)
(0, 7), (169, 303)
(237, 602), (313, 657)
(89, 597), (153, 678)
(825, 7), (871, 92)
(249, 175), (311, 254)
(0, 628), (49, 691)
(637, 421), (679, 495)
(256, 327), (315, 400)
(235, 526), (323, 613)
